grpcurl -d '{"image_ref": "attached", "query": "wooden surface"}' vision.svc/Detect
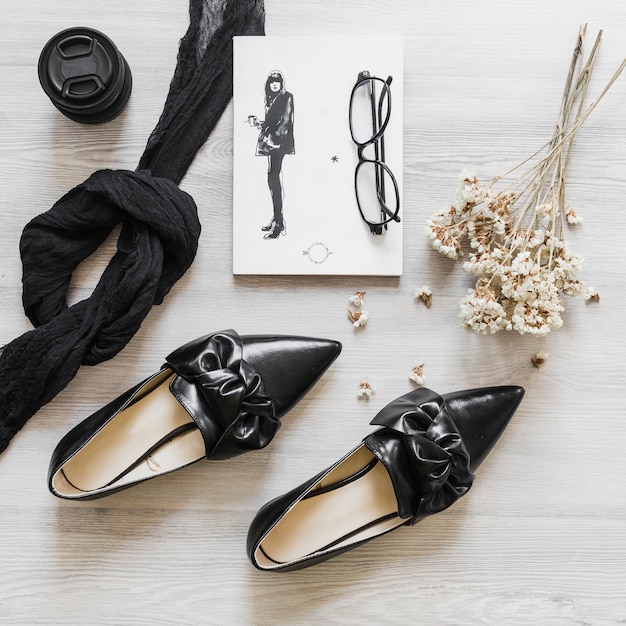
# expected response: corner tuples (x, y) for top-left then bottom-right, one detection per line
(1, 1), (625, 624)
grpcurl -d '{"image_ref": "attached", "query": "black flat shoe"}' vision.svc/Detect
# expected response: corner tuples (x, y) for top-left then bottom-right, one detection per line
(48, 329), (341, 499)
(247, 385), (524, 571)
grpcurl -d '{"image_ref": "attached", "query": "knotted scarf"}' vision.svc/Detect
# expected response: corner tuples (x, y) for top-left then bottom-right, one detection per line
(0, 0), (265, 454)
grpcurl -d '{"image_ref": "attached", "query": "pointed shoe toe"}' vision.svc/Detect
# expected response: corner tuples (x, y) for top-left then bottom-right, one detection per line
(238, 335), (342, 417)
(442, 385), (524, 472)
(247, 385), (524, 571)
(48, 329), (341, 500)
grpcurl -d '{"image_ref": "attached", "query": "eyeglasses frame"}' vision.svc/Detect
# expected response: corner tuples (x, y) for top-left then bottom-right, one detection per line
(349, 71), (401, 235)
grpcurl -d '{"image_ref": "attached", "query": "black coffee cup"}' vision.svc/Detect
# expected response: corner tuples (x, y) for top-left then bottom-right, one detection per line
(38, 27), (132, 124)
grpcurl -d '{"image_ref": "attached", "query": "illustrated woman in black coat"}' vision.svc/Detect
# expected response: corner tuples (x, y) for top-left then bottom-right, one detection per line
(248, 71), (295, 239)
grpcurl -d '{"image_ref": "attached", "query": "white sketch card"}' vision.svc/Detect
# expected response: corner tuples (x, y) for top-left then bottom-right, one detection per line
(233, 36), (404, 275)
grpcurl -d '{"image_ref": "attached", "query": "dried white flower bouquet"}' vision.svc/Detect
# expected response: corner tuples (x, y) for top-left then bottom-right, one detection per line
(426, 26), (624, 335)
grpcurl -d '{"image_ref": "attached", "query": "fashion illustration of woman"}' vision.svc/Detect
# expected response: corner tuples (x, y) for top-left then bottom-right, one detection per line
(248, 70), (295, 239)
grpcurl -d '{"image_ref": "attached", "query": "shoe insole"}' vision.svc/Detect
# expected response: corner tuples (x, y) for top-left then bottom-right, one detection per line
(59, 371), (205, 493)
(257, 446), (403, 566)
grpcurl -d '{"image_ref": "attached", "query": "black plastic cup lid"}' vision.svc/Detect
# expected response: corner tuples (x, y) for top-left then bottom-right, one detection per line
(38, 27), (132, 124)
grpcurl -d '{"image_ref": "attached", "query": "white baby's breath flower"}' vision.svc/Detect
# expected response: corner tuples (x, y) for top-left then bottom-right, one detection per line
(492, 217), (506, 236)
(584, 286), (600, 302)
(455, 170), (492, 209)
(348, 309), (369, 328)
(511, 295), (564, 336)
(566, 206), (583, 225)
(560, 279), (584, 297)
(531, 350), (549, 368)
(414, 285), (433, 307)
(460, 285), (512, 334)
(458, 169), (477, 183)
(536, 202), (554, 220)
(357, 378), (374, 399)
(510, 250), (536, 278)
(443, 245), (460, 259)
(528, 228), (546, 249)
(409, 363), (425, 386)
(348, 290), (366, 307)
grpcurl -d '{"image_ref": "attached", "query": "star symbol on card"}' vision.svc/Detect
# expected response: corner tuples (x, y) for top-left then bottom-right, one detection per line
(331, 155), (339, 163)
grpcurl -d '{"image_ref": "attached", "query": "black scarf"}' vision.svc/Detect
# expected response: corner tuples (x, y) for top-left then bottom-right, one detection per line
(0, 0), (265, 454)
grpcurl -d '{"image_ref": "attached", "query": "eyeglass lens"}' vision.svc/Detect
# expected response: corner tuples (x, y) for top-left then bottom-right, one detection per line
(350, 76), (391, 145)
(355, 160), (398, 227)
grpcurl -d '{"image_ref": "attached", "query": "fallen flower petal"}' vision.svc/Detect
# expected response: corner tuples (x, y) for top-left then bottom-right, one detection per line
(348, 309), (369, 327)
(414, 286), (433, 308)
(348, 290), (366, 307)
(566, 206), (583, 225)
(409, 363), (425, 386)
(357, 377), (375, 399)
(531, 350), (549, 368)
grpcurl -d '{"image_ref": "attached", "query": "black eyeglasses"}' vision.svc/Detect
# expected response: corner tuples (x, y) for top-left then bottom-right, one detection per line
(349, 70), (400, 235)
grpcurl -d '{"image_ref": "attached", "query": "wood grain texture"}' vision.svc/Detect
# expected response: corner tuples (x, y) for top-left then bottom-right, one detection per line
(1, 1), (626, 624)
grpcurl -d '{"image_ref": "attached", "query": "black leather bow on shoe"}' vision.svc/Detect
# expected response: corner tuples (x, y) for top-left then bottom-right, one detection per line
(364, 388), (475, 522)
(165, 332), (280, 460)
(247, 385), (524, 571)
(48, 330), (341, 499)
